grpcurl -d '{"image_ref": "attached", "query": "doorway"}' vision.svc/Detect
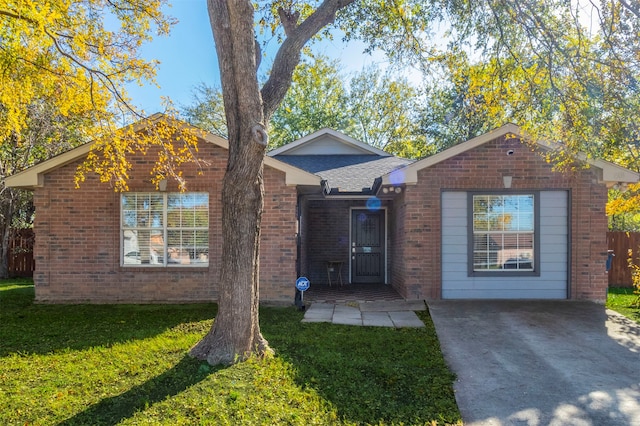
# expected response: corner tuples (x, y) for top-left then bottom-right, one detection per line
(351, 209), (386, 283)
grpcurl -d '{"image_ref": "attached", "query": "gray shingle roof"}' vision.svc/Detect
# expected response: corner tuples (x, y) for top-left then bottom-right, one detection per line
(273, 155), (414, 194)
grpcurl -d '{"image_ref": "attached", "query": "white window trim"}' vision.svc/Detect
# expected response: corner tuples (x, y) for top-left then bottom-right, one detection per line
(467, 191), (540, 277)
(120, 192), (209, 267)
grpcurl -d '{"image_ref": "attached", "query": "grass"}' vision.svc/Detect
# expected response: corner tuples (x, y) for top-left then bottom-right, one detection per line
(607, 287), (640, 323)
(0, 279), (461, 425)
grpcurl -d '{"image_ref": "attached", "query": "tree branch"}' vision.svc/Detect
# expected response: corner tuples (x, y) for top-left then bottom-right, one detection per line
(618, 0), (640, 19)
(278, 7), (300, 36)
(261, 0), (355, 120)
(42, 27), (136, 114)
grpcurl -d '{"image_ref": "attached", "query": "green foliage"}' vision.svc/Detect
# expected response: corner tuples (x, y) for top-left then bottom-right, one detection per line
(184, 55), (431, 158)
(348, 66), (430, 158)
(419, 52), (498, 151)
(269, 55), (352, 146)
(607, 287), (640, 323)
(337, 0), (640, 175)
(0, 1), (209, 195)
(180, 83), (228, 139)
(608, 186), (640, 231)
(0, 280), (461, 425)
(626, 250), (640, 309)
(0, 0), (174, 140)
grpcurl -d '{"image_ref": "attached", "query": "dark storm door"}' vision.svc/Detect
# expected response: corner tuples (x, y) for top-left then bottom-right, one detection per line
(351, 209), (385, 283)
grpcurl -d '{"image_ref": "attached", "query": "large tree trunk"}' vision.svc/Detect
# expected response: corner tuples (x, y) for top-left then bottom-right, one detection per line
(190, 0), (354, 365)
(189, 0), (271, 365)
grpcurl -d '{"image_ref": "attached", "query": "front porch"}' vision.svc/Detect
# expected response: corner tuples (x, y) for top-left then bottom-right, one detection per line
(302, 283), (404, 303)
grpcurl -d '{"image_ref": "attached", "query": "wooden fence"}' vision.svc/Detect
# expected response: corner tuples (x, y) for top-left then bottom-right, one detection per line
(607, 231), (640, 287)
(8, 229), (34, 278)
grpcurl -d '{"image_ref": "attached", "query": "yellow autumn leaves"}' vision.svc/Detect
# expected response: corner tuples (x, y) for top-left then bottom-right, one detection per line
(0, 0), (202, 189)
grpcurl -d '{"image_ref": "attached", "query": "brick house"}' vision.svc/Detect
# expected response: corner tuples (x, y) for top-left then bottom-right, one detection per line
(6, 116), (638, 303)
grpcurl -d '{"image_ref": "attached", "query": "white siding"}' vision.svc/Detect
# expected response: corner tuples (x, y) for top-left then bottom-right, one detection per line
(286, 135), (375, 155)
(441, 191), (568, 299)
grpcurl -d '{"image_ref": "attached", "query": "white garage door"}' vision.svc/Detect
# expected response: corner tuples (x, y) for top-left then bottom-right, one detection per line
(441, 191), (568, 299)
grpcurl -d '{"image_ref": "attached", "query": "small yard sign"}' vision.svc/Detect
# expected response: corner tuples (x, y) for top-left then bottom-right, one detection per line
(296, 276), (310, 292)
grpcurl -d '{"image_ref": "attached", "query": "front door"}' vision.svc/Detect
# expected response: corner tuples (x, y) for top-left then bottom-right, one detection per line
(351, 209), (385, 283)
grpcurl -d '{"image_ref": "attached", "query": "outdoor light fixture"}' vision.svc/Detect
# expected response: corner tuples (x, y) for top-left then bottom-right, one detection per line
(158, 179), (167, 192)
(503, 176), (513, 189)
(381, 186), (402, 194)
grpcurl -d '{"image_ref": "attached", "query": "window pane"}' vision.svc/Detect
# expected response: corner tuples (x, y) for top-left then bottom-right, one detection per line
(194, 231), (209, 264)
(167, 230), (186, 264)
(122, 193), (163, 229)
(123, 192), (208, 267)
(473, 234), (501, 270)
(167, 194), (181, 227)
(473, 213), (488, 231)
(122, 211), (137, 228)
(125, 229), (164, 264)
(474, 196), (489, 214)
(472, 194), (535, 272)
(518, 213), (534, 231)
(193, 194), (209, 227)
(167, 193), (209, 229)
(167, 229), (209, 265)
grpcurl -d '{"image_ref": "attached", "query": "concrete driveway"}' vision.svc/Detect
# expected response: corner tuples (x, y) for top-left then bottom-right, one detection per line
(428, 300), (640, 425)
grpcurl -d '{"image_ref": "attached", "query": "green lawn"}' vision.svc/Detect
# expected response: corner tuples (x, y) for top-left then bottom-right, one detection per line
(0, 279), (461, 425)
(607, 287), (640, 323)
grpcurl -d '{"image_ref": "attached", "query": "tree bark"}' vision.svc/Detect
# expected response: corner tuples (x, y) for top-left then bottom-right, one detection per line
(0, 186), (16, 279)
(190, 0), (355, 365)
(190, 0), (270, 365)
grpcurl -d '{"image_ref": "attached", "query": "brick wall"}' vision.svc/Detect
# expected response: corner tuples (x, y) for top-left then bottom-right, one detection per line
(305, 199), (352, 285)
(397, 135), (609, 302)
(32, 139), (298, 303)
(389, 191), (407, 295)
(303, 198), (393, 286)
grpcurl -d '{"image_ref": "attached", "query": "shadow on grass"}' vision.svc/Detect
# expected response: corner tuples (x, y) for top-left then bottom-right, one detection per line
(261, 306), (461, 425)
(58, 355), (220, 426)
(0, 283), (217, 357)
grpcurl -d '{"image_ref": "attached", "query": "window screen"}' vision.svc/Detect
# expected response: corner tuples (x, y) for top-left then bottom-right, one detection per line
(472, 194), (534, 271)
(121, 193), (209, 267)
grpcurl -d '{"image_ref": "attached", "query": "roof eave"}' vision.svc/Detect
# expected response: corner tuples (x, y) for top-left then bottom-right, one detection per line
(5, 115), (323, 190)
(264, 156), (322, 186)
(379, 123), (640, 187)
(589, 158), (639, 186)
(537, 140), (640, 186)
(5, 143), (94, 189)
(380, 123), (521, 186)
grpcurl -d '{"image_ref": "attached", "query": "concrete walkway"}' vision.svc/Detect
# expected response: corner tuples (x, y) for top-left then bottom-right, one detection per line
(302, 300), (426, 328)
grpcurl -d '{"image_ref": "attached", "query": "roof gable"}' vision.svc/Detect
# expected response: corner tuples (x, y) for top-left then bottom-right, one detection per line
(275, 155), (412, 194)
(268, 128), (391, 157)
(380, 124), (639, 187)
(6, 114), (321, 189)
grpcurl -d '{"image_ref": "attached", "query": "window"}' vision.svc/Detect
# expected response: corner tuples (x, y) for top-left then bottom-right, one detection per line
(121, 193), (209, 267)
(470, 193), (538, 274)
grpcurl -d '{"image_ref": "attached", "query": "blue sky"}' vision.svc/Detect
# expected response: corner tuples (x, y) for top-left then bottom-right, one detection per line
(127, 1), (390, 115)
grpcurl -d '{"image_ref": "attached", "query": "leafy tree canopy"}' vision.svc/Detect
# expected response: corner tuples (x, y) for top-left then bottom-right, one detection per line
(183, 54), (431, 158)
(338, 1), (640, 165)
(0, 0), (174, 136)
(0, 0), (202, 191)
